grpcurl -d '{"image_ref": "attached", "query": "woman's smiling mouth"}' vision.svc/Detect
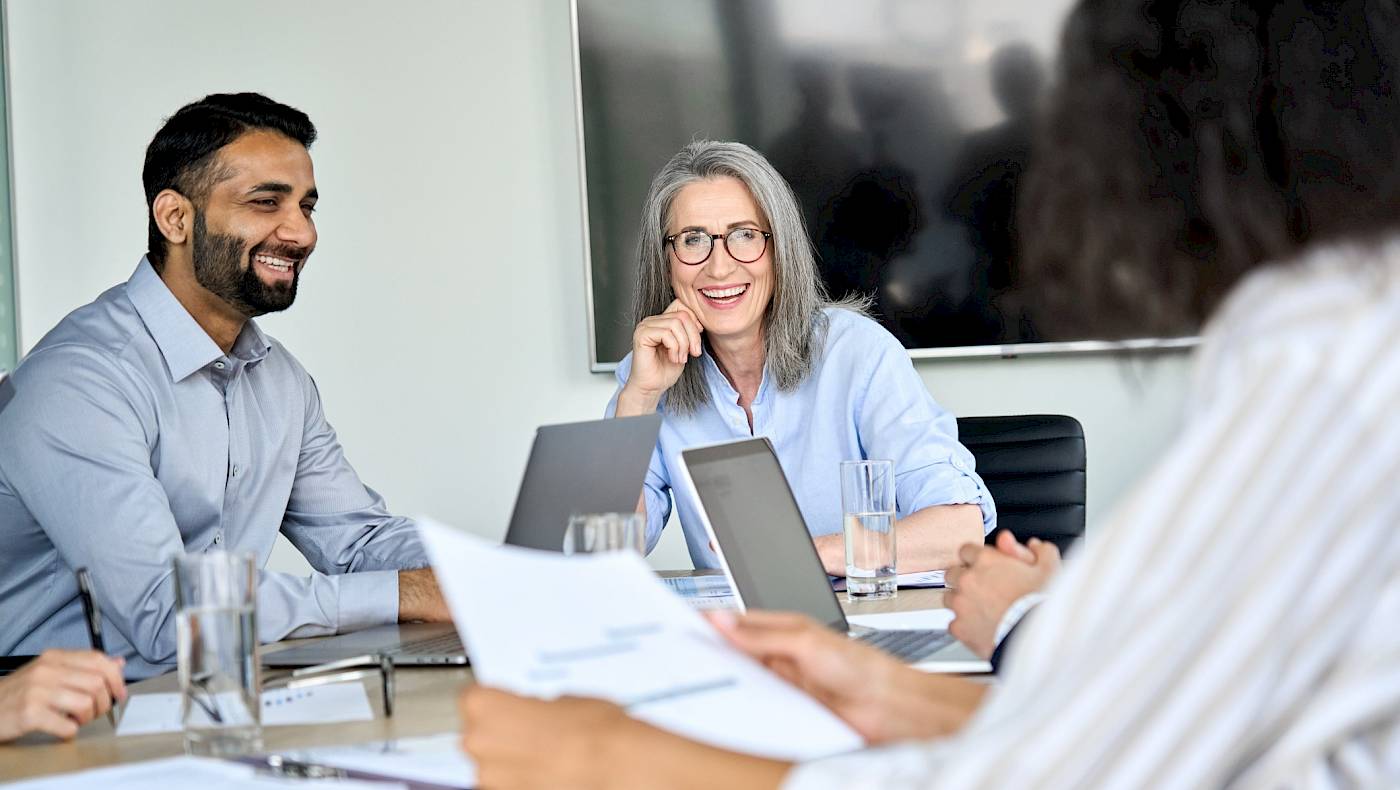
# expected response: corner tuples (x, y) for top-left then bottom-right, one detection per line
(699, 283), (749, 308)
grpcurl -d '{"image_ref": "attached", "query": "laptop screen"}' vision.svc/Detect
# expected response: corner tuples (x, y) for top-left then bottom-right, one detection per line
(682, 439), (849, 631)
(504, 414), (662, 551)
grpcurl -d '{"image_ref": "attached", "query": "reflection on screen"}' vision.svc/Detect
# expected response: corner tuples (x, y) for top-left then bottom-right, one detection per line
(685, 440), (847, 630)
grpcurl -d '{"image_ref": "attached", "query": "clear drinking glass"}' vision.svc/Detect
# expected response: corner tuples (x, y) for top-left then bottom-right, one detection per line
(841, 459), (897, 601)
(173, 551), (261, 756)
(562, 512), (646, 555)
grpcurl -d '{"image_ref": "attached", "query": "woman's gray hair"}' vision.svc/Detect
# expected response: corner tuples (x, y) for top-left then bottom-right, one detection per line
(632, 140), (866, 415)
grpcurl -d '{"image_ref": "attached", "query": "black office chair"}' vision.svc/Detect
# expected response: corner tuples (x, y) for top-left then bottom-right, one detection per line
(956, 415), (1086, 555)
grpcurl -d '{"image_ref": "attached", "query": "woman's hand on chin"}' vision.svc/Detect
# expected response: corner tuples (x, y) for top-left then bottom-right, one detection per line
(617, 299), (703, 416)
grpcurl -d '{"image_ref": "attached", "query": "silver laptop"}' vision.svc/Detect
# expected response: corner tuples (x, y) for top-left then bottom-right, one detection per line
(677, 437), (987, 670)
(265, 415), (663, 668)
(503, 414), (662, 550)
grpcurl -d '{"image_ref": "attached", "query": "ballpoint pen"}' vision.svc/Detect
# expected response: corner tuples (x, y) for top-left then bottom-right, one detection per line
(74, 567), (119, 728)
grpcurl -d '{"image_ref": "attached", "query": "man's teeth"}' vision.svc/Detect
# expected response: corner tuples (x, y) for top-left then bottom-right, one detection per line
(255, 254), (295, 273)
(700, 285), (748, 299)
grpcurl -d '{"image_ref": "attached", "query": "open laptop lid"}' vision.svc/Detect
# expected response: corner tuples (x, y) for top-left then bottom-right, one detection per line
(677, 437), (850, 632)
(503, 414), (662, 551)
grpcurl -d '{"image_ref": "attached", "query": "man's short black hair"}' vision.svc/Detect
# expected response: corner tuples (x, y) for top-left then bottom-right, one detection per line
(142, 92), (316, 269)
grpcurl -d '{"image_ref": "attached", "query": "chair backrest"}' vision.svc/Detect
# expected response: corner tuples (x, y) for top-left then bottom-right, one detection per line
(956, 415), (1086, 554)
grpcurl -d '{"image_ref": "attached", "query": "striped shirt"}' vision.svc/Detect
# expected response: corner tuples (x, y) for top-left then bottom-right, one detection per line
(785, 239), (1400, 788)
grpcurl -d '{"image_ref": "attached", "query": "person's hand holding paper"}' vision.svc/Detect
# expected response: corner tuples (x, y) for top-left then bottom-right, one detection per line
(415, 518), (861, 759)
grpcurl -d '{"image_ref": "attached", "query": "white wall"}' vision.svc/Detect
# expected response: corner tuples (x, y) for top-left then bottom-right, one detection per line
(5, 0), (1192, 574)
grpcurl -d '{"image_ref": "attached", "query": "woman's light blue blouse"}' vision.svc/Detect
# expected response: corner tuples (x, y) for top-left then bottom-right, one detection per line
(606, 308), (996, 569)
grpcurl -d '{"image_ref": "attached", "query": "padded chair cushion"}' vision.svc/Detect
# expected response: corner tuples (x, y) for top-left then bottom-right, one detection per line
(956, 415), (1086, 553)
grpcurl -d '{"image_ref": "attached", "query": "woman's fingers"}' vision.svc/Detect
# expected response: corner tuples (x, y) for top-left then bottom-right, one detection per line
(636, 322), (682, 366)
(708, 610), (836, 667)
(994, 530), (1035, 562)
(663, 301), (704, 356)
(638, 316), (695, 365)
(1029, 538), (1062, 570)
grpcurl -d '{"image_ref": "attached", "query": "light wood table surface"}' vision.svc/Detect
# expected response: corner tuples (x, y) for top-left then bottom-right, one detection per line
(0, 572), (946, 782)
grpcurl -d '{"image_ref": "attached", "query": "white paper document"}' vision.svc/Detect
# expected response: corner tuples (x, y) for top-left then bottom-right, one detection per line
(417, 518), (863, 761)
(115, 682), (373, 736)
(831, 569), (946, 591)
(290, 733), (476, 788)
(3, 756), (401, 790)
(847, 608), (955, 631)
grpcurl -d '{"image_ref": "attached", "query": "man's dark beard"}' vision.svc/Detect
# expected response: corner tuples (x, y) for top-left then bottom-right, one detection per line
(191, 210), (303, 317)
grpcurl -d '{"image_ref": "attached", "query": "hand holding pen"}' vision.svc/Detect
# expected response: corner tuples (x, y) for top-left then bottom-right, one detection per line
(75, 567), (127, 729)
(0, 650), (126, 742)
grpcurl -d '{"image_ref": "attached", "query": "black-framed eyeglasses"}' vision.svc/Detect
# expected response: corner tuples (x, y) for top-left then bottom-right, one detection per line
(665, 227), (772, 265)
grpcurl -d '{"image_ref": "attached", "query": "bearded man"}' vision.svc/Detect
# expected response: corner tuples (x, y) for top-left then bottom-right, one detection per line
(0, 93), (449, 680)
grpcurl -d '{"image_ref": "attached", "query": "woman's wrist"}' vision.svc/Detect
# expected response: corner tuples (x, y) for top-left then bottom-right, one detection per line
(616, 384), (663, 417)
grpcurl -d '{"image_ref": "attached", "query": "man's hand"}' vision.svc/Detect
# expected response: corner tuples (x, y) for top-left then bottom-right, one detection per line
(944, 531), (1060, 659)
(708, 610), (984, 743)
(0, 650), (127, 742)
(398, 567), (452, 622)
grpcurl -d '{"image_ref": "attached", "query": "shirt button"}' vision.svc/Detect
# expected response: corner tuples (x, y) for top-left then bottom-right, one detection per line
(214, 361), (226, 370)
(953, 458), (967, 471)
(230, 465), (240, 478)
(213, 532), (223, 545)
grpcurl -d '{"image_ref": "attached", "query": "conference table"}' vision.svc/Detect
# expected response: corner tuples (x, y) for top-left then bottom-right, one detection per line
(0, 572), (949, 783)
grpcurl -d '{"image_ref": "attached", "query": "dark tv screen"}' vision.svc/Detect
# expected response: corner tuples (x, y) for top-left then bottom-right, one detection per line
(575, 0), (1198, 367)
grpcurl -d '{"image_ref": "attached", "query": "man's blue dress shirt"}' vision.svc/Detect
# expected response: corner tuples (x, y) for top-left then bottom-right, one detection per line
(0, 259), (426, 679)
(608, 308), (995, 569)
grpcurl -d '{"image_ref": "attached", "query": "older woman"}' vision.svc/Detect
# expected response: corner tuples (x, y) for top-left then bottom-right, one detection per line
(608, 141), (994, 574)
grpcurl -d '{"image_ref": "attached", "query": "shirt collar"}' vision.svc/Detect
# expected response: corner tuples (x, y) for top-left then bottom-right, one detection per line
(125, 257), (270, 382)
(232, 317), (273, 365)
(702, 350), (773, 406)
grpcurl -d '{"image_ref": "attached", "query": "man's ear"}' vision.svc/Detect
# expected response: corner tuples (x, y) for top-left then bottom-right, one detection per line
(152, 189), (193, 246)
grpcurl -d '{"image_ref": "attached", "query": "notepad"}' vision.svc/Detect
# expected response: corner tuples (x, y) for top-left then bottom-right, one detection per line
(115, 682), (373, 736)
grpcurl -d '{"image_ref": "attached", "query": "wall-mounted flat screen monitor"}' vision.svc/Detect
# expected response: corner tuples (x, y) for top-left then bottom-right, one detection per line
(573, 0), (1200, 369)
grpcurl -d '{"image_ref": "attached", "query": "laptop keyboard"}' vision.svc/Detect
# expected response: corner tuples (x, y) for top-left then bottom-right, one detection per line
(855, 629), (956, 663)
(386, 632), (465, 656)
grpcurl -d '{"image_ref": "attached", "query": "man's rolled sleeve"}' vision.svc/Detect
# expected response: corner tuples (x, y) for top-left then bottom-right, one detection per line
(280, 372), (429, 578)
(332, 569), (401, 633)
